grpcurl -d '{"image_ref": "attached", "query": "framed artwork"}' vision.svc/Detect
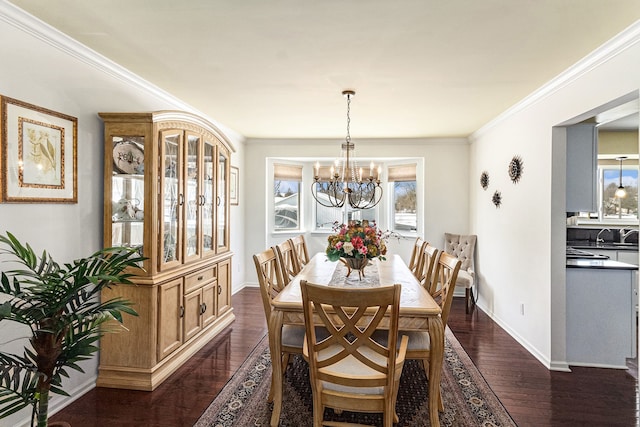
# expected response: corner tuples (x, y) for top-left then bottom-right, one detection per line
(1, 96), (77, 203)
(230, 166), (239, 205)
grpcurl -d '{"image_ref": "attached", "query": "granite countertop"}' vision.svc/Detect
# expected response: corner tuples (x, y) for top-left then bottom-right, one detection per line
(566, 258), (638, 270)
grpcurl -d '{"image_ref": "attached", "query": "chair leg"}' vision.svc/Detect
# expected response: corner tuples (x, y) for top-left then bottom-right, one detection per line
(465, 288), (471, 314)
(312, 392), (324, 427)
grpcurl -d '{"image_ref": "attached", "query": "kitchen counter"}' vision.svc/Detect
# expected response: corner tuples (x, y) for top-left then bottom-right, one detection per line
(566, 258), (638, 270)
(566, 240), (638, 251)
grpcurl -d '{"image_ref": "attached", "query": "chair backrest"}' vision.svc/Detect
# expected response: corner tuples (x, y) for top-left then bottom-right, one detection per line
(300, 280), (403, 390)
(418, 243), (441, 295)
(432, 251), (462, 326)
(253, 247), (286, 324)
(408, 237), (425, 277)
(444, 233), (476, 273)
(290, 234), (310, 269)
(275, 239), (300, 284)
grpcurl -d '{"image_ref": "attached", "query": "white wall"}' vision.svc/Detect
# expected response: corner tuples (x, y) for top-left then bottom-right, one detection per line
(469, 22), (640, 369)
(0, 4), (244, 425)
(243, 137), (470, 285)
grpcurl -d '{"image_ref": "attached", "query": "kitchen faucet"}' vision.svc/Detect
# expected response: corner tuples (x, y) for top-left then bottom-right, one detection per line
(619, 228), (638, 243)
(596, 228), (610, 244)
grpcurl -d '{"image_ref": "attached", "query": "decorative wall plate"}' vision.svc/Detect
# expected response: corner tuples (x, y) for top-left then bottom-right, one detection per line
(480, 171), (489, 190)
(113, 140), (144, 174)
(492, 190), (502, 208)
(508, 155), (524, 183)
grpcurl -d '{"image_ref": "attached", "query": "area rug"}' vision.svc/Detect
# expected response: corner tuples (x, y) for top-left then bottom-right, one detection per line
(194, 328), (516, 426)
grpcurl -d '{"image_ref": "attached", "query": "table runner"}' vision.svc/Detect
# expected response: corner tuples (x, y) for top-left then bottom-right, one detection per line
(328, 258), (382, 287)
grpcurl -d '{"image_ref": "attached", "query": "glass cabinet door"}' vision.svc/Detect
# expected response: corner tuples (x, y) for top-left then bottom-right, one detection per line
(217, 148), (229, 252)
(111, 136), (145, 261)
(160, 130), (182, 269)
(184, 132), (200, 262)
(201, 139), (216, 256)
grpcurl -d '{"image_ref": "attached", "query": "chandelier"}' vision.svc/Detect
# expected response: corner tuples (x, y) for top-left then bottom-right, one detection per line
(311, 90), (383, 209)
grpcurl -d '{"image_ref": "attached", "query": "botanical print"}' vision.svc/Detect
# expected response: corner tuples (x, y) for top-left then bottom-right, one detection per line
(19, 118), (64, 188)
(1, 95), (77, 203)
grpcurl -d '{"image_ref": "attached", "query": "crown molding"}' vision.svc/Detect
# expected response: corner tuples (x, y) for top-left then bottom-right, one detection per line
(0, 1), (244, 149)
(471, 20), (640, 141)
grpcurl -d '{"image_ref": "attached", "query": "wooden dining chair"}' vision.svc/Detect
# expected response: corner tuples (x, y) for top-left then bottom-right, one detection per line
(408, 237), (426, 279)
(253, 248), (305, 401)
(300, 280), (408, 427)
(290, 234), (310, 270)
(417, 243), (441, 295)
(372, 251), (461, 412)
(275, 239), (301, 285)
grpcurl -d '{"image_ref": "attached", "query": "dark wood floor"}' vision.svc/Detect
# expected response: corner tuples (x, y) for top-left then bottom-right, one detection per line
(51, 288), (639, 427)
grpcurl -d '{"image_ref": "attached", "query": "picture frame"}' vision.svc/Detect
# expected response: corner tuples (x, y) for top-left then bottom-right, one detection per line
(0, 96), (77, 203)
(230, 166), (239, 205)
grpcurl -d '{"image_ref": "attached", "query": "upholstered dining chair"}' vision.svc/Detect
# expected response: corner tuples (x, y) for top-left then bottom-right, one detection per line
(275, 239), (301, 285)
(289, 234), (310, 270)
(253, 248), (305, 402)
(300, 280), (408, 427)
(408, 237), (426, 279)
(444, 232), (477, 313)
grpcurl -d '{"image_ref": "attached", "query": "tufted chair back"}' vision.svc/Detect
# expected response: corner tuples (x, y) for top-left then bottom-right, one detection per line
(444, 233), (476, 273)
(444, 233), (477, 313)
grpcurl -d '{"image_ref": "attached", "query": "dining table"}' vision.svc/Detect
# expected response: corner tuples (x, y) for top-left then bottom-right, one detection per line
(268, 252), (444, 427)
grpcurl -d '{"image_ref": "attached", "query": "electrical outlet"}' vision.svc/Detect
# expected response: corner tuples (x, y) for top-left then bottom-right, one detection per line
(520, 303), (525, 316)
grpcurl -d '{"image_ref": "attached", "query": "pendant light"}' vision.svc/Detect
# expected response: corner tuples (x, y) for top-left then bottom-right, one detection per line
(615, 156), (627, 198)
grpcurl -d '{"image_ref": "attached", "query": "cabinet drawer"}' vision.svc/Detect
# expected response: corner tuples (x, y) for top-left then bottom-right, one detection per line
(185, 267), (215, 293)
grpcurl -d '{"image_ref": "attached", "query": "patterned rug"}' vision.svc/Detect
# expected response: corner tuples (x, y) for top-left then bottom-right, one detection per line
(194, 328), (516, 426)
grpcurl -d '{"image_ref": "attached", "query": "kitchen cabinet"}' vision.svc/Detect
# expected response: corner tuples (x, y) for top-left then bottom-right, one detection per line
(566, 123), (598, 212)
(567, 266), (636, 367)
(97, 111), (234, 390)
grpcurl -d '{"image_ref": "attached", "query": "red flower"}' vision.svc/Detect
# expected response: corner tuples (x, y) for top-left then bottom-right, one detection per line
(350, 236), (363, 249)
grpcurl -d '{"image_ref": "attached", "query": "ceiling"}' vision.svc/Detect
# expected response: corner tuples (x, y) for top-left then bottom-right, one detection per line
(8, 0), (640, 139)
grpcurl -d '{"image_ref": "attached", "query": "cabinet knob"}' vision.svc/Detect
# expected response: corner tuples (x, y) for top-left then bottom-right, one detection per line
(180, 306), (185, 318)
(179, 194), (185, 206)
(201, 302), (207, 314)
(217, 285), (222, 295)
(197, 275), (204, 281)
(217, 196), (221, 206)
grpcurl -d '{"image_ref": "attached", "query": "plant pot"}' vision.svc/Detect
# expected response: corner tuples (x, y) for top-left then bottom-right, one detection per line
(340, 257), (368, 280)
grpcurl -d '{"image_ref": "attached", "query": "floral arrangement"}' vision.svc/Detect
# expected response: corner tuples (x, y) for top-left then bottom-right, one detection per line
(326, 220), (388, 262)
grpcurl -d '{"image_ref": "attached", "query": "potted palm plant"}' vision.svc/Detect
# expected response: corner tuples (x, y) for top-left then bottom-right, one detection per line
(0, 232), (144, 427)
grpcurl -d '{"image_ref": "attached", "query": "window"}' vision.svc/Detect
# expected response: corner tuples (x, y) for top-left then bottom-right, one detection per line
(388, 164), (417, 233)
(274, 164), (302, 230)
(602, 166), (638, 219)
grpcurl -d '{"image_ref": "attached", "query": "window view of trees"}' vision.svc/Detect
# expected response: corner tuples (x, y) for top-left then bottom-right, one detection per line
(602, 168), (638, 219)
(394, 181), (417, 231)
(274, 180), (299, 229)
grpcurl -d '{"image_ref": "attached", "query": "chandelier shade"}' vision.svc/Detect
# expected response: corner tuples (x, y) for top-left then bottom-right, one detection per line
(311, 90), (383, 210)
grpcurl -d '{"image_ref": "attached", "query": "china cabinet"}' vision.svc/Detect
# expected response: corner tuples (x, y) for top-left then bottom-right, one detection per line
(97, 111), (234, 390)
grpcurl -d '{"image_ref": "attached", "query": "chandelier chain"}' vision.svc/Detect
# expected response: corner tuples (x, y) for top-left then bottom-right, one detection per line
(345, 93), (351, 143)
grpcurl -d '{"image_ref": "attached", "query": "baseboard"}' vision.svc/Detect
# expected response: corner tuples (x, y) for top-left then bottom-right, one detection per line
(232, 281), (258, 294)
(475, 300), (555, 370)
(14, 375), (97, 427)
